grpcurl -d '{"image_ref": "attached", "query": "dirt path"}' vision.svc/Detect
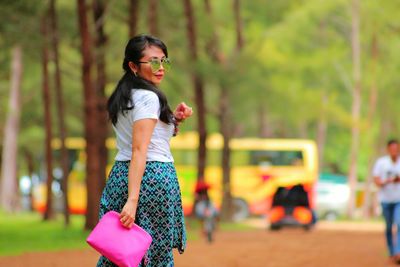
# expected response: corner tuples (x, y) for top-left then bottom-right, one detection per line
(0, 228), (393, 267)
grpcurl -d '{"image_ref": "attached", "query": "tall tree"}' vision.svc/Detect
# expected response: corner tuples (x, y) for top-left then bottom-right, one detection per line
(41, 15), (55, 220)
(220, 0), (244, 221)
(182, 0), (207, 183)
(362, 32), (379, 218)
(203, 0), (232, 219)
(148, 0), (158, 36)
(0, 46), (22, 212)
(347, 0), (362, 218)
(93, 0), (108, 199)
(49, 0), (70, 225)
(129, 0), (139, 37)
(77, 0), (103, 229)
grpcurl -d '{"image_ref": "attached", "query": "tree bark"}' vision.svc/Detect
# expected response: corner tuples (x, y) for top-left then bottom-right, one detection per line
(347, 0), (361, 218)
(148, 0), (158, 36)
(93, 0), (108, 202)
(203, 0), (243, 220)
(183, 0), (207, 182)
(0, 45), (22, 213)
(219, 85), (233, 221)
(233, 0), (244, 51)
(362, 33), (379, 218)
(77, 0), (103, 230)
(49, 0), (70, 225)
(42, 16), (55, 220)
(128, 0), (139, 37)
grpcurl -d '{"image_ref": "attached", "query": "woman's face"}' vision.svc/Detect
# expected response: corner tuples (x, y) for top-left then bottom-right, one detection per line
(130, 45), (167, 86)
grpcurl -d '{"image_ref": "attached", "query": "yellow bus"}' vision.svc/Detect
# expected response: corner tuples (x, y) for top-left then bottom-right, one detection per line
(33, 132), (318, 220)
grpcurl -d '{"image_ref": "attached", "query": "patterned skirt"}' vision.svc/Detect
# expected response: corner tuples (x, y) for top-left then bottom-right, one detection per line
(96, 161), (186, 267)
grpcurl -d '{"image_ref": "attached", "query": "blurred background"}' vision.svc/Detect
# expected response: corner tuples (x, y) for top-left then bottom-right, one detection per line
(0, 0), (399, 266)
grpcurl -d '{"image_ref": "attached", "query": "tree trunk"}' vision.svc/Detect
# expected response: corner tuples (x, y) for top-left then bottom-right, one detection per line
(233, 0), (244, 51)
(362, 33), (379, 218)
(24, 150), (35, 211)
(42, 16), (55, 220)
(203, 0), (244, 220)
(316, 91), (328, 170)
(49, 0), (70, 225)
(219, 85), (233, 220)
(347, 0), (361, 218)
(148, 0), (158, 36)
(93, 0), (108, 202)
(128, 0), (139, 37)
(77, 0), (103, 230)
(0, 45), (22, 213)
(183, 0), (207, 182)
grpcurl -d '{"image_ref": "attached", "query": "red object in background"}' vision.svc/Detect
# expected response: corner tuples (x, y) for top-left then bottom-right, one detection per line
(194, 181), (211, 193)
(261, 174), (272, 182)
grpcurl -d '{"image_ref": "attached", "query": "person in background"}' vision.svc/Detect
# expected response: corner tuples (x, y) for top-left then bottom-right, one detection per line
(97, 34), (193, 267)
(373, 139), (400, 264)
(194, 181), (219, 243)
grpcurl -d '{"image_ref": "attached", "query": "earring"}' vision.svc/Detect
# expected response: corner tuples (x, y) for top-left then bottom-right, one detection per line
(133, 71), (137, 77)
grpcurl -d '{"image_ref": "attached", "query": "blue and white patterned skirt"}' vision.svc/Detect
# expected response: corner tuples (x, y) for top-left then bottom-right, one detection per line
(96, 161), (187, 267)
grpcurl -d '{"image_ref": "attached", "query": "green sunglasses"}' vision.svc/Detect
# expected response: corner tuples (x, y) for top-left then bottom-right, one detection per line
(139, 57), (171, 73)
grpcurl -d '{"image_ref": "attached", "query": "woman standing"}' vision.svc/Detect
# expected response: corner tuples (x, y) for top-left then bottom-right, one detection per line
(97, 34), (192, 267)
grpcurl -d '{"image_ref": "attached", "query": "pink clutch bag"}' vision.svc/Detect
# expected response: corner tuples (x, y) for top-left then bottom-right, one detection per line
(87, 211), (152, 267)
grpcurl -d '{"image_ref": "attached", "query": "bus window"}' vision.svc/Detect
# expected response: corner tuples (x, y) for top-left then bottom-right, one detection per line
(250, 150), (304, 166)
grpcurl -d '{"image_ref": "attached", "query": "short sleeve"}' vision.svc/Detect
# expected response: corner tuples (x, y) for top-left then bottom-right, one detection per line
(132, 91), (160, 122)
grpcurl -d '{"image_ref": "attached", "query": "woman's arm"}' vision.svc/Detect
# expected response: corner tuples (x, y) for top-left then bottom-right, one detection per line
(174, 102), (193, 122)
(119, 118), (157, 228)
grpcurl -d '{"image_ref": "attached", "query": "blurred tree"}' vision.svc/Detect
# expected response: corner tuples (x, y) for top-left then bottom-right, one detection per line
(182, 0), (208, 183)
(347, 0), (361, 218)
(41, 14), (55, 221)
(49, 0), (70, 225)
(129, 0), (140, 37)
(1, 0), (400, 221)
(203, 0), (233, 220)
(0, 0), (43, 213)
(0, 46), (22, 212)
(148, 0), (158, 36)
(77, 0), (103, 229)
(93, 0), (108, 207)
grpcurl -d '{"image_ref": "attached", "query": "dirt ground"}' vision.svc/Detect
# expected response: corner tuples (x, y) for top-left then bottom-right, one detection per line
(0, 224), (395, 267)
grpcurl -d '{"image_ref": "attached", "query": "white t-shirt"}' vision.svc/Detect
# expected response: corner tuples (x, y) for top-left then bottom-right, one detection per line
(372, 155), (400, 203)
(113, 89), (174, 162)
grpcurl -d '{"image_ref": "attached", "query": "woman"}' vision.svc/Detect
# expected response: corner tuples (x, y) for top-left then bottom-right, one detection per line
(97, 34), (192, 267)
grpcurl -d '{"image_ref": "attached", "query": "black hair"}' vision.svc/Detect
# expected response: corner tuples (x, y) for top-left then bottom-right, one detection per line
(387, 139), (399, 147)
(107, 34), (173, 125)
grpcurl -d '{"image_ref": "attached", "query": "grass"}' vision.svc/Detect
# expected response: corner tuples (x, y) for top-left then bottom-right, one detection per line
(0, 212), (90, 256)
(0, 212), (256, 256)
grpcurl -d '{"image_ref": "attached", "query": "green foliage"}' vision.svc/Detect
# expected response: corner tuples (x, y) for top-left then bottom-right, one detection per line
(1, 0), (400, 180)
